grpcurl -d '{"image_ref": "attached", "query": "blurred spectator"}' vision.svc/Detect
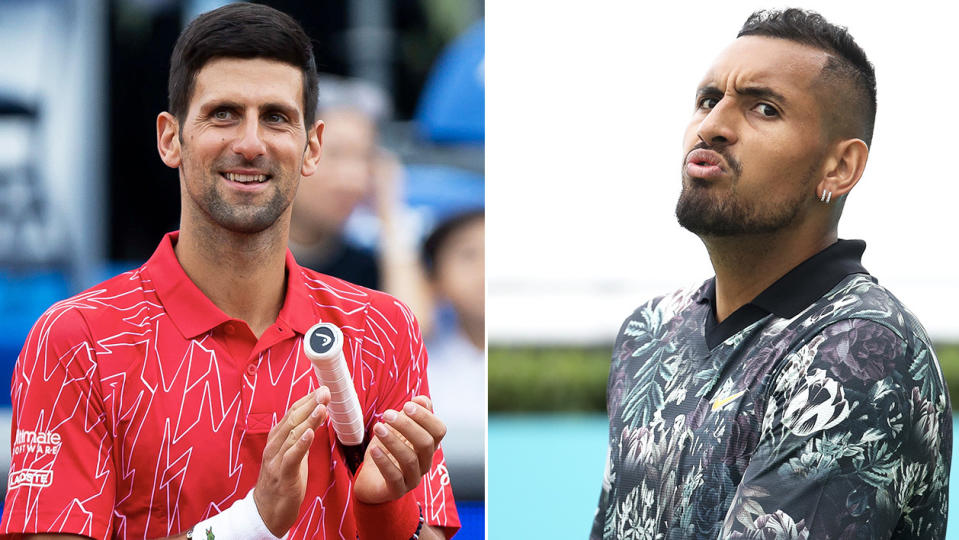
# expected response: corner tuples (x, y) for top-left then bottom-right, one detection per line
(289, 76), (432, 327)
(422, 209), (484, 496)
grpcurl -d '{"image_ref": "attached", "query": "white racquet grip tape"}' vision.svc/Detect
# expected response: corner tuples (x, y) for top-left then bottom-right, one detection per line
(303, 322), (365, 446)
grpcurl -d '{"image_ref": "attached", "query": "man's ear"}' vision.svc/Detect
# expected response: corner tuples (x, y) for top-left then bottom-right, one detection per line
(817, 138), (868, 200)
(157, 112), (182, 168)
(301, 120), (324, 177)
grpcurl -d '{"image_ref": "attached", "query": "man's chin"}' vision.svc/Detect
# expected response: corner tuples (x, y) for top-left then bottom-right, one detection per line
(229, 213), (287, 234)
(676, 208), (795, 238)
(675, 197), (749, 237)
(208, 206), (287, 235)
(676, 218), (742, 237)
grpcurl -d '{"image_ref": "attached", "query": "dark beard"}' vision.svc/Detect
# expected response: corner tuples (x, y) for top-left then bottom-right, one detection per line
(674, 178), (806, 236)
(675, 151), (816, 237)
(676, 142), (818, 237)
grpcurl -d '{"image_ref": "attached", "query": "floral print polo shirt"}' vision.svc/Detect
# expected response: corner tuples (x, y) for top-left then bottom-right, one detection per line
(591, 240), (951, 540)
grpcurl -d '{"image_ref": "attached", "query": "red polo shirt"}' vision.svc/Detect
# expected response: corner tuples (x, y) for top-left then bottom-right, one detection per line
(0, 232), (460, 539)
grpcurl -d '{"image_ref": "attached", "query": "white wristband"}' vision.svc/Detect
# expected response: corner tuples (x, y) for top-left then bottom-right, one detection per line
(191, 488), (287, 540)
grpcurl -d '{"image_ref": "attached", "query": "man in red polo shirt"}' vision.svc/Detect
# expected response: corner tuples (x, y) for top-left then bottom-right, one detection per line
(0, 4), (459, 540)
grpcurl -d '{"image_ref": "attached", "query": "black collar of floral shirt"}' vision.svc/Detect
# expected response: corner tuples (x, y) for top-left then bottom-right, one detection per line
(697, 239), (870, 349)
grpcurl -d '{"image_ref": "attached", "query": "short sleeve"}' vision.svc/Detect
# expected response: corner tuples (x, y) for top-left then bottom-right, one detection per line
(0, 305), (116, 539)
(363, 297), (461, 536)
(719, 319), (951, 539)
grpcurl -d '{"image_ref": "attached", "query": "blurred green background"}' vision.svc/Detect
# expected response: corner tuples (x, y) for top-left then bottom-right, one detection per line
(489, 344), (959, 412)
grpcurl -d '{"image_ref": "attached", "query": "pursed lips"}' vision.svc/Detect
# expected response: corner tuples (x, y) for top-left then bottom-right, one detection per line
(684, 148), (727, 180)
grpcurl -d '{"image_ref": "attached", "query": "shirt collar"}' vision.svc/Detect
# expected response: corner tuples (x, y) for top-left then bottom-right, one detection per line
(695, 239), (869, 348)
(751, 238), (868, 318)
(145, 231), (316, 339)
(697, 239), (869, 316)
(277, 249), (317, 335)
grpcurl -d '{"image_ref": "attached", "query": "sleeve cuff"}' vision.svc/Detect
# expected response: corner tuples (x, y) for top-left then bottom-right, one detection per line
(352, 465), (421, 540)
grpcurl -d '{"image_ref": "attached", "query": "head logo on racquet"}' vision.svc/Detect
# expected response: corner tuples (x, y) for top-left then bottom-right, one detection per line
(308, 326), (336, 354)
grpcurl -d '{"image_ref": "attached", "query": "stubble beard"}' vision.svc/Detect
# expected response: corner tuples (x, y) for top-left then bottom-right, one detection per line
(675, 162), (815, 237)
(184, 152), (294, 235)
(201, 181), (289, 235)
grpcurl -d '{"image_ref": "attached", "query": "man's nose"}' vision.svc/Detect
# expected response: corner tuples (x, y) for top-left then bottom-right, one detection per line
(696, 100), (738, 147)
(232, 119), (267, 161)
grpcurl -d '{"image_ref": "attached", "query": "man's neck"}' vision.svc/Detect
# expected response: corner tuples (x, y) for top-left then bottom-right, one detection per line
(703, 229), (836, 323)
(175, 220), (289, 338)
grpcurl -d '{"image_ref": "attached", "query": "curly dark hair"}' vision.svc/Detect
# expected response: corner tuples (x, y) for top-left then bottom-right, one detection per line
(167, 3), (319, 127)
(738, 8), (877, 146)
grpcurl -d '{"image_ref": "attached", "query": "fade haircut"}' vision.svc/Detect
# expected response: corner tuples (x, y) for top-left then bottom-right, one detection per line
(738, 8), (877, 147)
(167, 3), (319, 127)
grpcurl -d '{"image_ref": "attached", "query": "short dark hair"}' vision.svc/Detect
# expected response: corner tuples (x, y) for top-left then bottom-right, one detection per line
(167, 3), (319, 127)
(422, 209), (485, 278)
(738, 8), (877, 146)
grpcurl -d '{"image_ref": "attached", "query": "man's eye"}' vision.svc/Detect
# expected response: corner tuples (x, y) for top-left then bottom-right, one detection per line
(265, 113), (287, 123)
(699, 97), (719, 110)
(755, 103), (778, 117)
(213, 110), (232, 121)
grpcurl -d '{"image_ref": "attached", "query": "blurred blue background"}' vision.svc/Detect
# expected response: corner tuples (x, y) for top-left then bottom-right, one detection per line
(0, 0), (484, 537)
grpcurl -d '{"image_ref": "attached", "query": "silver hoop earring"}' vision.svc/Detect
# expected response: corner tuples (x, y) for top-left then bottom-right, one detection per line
(820, 189), (832, 204)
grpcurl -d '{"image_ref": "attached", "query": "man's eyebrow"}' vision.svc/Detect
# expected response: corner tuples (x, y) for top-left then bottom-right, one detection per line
(694, 85), (788, 105)
(735, 86), (787, 104)
(199, 99), (242, 112)
(261, 102), (301, 119)
(696, 85), (723, 98)
(198, 100), (301, 118)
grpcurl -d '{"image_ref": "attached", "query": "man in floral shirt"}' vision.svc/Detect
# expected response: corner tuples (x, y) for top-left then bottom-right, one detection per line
(591, 9), (951, 540)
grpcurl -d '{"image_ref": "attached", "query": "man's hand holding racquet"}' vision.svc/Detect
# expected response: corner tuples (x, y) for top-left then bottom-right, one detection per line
(354, 395), (446, 504)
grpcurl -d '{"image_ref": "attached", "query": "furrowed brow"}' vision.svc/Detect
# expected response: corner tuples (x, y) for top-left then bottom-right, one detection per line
(735, 86), (787, 104)
(696, 85), (723, 99)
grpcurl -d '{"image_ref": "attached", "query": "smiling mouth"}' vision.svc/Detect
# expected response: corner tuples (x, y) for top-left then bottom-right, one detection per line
(222, 172), (270, 184)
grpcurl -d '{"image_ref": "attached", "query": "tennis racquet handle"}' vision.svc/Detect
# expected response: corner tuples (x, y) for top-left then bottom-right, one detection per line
(303, 323), (365, 446)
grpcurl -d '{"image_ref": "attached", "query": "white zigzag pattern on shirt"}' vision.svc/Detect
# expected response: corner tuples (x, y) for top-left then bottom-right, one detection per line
(4, 266), (452, 538)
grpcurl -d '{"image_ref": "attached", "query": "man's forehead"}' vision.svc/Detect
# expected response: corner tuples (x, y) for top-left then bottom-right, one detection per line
(698, 35), (831, 93)
(191, 57), (304, 111)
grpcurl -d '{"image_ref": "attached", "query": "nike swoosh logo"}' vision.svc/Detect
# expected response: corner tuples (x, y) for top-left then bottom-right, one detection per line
(712, 390), (746, 411)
